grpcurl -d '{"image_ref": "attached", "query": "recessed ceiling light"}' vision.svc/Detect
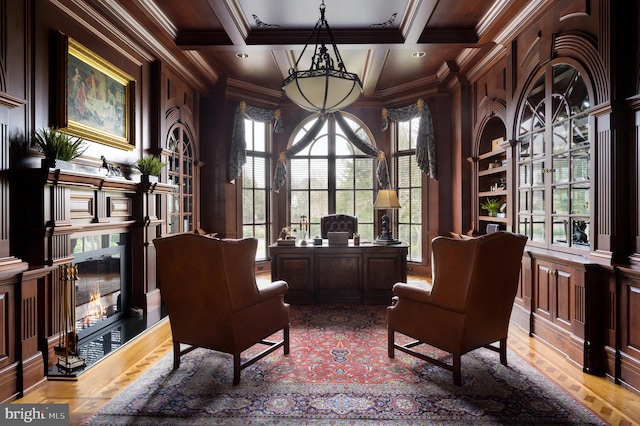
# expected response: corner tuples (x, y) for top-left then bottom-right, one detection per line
(412, 51), (426, 58)
(236, 53), (249, 59)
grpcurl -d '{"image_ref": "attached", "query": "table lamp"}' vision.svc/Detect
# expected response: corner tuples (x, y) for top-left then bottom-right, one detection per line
(373, 189), (401, 244)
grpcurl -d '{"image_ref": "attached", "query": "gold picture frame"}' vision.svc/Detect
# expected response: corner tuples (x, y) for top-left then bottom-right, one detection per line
(57, 34), (135, 150)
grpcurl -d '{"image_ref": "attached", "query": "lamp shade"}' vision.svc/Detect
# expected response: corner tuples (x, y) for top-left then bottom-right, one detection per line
(283, 69), (362, 113)
(373, 189), (401, 209)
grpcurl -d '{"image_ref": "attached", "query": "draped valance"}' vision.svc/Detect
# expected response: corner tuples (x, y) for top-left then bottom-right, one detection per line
(381, 99), (437, 180)
(229, 102), (283, 182)
(272, 112), (390, 193)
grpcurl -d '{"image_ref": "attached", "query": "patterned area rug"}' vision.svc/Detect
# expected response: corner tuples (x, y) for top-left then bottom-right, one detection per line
(84, 305), (604, 425)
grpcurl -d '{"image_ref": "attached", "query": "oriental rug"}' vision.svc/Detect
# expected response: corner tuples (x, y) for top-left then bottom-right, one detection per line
(83, 305), (604, 425)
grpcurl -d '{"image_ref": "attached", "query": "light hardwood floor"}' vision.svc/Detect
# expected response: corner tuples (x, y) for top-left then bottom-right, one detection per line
(12, 274), (640, 426)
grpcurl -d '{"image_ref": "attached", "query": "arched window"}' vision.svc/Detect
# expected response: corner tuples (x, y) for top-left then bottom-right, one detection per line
(517, 63), (591, 250)
(167, 123), (196, 234)
(288, 113), (377, 240)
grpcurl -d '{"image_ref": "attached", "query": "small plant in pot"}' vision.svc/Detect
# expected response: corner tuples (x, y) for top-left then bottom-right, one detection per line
(32, 127), (86, 168)
(480, 198), (502, 217)
(134, 154), (166, 183)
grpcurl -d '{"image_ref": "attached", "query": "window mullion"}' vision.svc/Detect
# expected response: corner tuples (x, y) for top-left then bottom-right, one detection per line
(328, 118), (336, 213)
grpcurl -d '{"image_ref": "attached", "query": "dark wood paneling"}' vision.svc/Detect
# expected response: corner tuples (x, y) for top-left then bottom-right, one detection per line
(534, 261), (552, 321)
(21, 353), (44, 395)
(618, 268), (640, 392)
(555, 269), (572, 329)
(627, 285), (640, 356)
(0, 284), (14, 368)
(529, 254), (590, 368)
(0, 362), (19, 403)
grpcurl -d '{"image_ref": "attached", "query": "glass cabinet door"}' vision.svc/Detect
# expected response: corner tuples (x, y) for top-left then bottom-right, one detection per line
(517, 64), (591, 251)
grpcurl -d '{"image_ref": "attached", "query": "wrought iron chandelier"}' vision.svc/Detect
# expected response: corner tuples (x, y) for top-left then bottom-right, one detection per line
(282, 0), (362, 113)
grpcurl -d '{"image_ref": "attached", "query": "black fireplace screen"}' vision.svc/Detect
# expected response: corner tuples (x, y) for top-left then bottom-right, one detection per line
(71, 233), (127, 341)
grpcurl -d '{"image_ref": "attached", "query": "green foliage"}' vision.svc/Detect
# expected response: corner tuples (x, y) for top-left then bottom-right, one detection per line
(480, 198), (502, 214)
(134, 154), (166, 176)
(32, 127), (86, 161)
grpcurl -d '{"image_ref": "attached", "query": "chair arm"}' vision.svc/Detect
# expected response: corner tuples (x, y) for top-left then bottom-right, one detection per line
(392, 282), (432, 303)
(257, 279), (289, 300)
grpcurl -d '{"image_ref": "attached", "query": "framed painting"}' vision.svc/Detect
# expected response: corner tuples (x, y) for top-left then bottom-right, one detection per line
(58, 34), (135, 150)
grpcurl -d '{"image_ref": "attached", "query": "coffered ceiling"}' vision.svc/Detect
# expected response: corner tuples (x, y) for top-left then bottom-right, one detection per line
(90, 0), (544, 102)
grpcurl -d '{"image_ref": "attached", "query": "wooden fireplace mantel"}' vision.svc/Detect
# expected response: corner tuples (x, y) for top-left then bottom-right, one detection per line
(6, 163), (176, 387)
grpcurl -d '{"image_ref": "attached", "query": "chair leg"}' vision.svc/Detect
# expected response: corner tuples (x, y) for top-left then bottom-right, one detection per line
(284, 325), (290, 355)
(173, 342), (181, 370)
(233, 353), (241, 385)
(499, 338), (507, 366)
(452, 354), (462, 386)
(388, 326), (395, 358)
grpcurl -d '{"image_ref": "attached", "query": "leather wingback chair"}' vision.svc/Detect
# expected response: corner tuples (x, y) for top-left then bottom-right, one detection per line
(154, 234), (290, 385)
(320, 214), (358, 238)
(387, 231), (527, 385)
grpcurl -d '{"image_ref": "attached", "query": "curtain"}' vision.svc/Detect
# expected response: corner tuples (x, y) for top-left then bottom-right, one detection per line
(272, 112), (390, 193)
(381, 99), (437, 180)
(229, 101), (283, 183)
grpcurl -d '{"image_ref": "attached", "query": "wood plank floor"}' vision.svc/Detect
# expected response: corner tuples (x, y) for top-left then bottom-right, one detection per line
(12, 274), (640, 426)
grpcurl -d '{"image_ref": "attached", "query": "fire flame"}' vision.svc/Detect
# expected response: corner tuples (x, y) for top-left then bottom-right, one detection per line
(82, 285), (106, 327)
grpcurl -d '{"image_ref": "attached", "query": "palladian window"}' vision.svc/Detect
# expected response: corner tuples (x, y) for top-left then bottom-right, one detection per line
(288, 114), (377, 240)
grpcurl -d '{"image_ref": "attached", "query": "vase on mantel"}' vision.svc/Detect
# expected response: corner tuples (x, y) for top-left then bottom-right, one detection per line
(41, 158), (81, 171)
(139, 174), (159, 184)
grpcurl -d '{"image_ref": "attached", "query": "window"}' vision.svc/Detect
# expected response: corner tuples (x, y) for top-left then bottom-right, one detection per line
(167, 124), (195, 234)
(394, 117), (423, 262)
(288, 114), (376, 240)
(242, 119), (271, 260)
(517, 63), (591, 250)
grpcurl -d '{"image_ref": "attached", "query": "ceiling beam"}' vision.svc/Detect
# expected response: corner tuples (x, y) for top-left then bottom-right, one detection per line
(360, 49), (389, 97)
(418, 28), (479, 45)
(205, 0), (248, 45)
(175, 31), (233, 47)
(176, 28), (405, 48)
(174, 26), (480, 50)
(246, 28), (405, 45)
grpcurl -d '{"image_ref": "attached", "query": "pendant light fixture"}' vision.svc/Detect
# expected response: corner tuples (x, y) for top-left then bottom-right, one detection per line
(282, 0), (362, 113)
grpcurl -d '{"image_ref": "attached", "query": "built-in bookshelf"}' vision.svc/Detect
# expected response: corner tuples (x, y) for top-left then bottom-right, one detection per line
(474, 136), (510, 234)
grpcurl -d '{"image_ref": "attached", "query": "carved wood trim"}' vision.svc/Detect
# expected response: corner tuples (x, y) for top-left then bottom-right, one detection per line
(69, 194), (94, 220)
(0, 287), (12, 364)
(596, 123), (612, 249)
(559, 0), (590, 21)
(553, 32), (608, 104)
(108, 197), (132, 217)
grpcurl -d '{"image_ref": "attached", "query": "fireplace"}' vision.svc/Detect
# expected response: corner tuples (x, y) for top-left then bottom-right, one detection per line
(71, 233), (128, 342)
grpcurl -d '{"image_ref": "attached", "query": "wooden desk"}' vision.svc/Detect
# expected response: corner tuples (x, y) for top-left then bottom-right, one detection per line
(269, 241), (408, 304)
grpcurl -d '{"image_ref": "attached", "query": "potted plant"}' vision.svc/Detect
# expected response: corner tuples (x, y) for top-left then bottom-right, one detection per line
(32, 127), (86, 168)
(134, 154), (166, 183)
(480, 198), (502, 217)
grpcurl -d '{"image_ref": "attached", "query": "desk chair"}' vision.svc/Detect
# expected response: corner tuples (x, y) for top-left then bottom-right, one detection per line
(320, 214), (358, 239)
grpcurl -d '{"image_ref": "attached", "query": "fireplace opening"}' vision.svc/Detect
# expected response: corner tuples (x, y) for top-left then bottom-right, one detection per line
(72, 233), (128, 342)
(49, 232), (167, 379)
